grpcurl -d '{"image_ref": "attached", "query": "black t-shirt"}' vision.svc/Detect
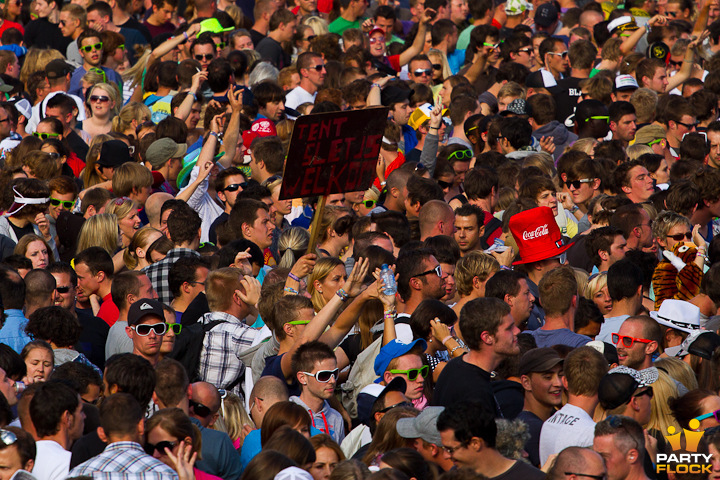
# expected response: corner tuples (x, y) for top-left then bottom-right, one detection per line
(432, 354), (499, 416)
(554, 76), (583, 125)
(250, 29), (267, 49)
(516, 410), (546, 467)
(24, 17), (70, 50)
(8, 220), (33, 242)
(75, 309), (110, 371)
(255, 36), (291, 69)
(490, 460), (545, 480)
(56, 211), (85, 263)
(66, 130), (89, 161)
(117, 16), (152, 43)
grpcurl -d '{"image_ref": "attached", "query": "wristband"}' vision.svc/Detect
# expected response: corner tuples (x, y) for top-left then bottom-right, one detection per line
(449, 345), (464, 355)
(336, 288), (349, 302)
(288, 272), (301, 282)
(429, 126), (439, 131)
(441, 335), (453, 345)
(183, 31), (189, 40)
(371, 83), (381, 88)
(284, 286), (299, 295)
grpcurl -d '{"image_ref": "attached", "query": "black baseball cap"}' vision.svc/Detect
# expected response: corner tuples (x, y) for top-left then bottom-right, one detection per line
(127, 299), (165, 326)
(97, 140), (133, 168)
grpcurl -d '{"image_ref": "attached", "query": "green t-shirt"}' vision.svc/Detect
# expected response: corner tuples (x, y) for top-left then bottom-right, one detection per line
(457, 24), (475, 51)
(328, 16), (360, 34)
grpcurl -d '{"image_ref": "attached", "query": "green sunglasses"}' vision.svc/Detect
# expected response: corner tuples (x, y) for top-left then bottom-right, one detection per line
(389, 365), (430, 381)
(584, 115), (609, 123)
(80, 42), (103, 52)
(448, 149), (473, 161)
(33, 132), (60, 140)
(50, 197), (75, 210)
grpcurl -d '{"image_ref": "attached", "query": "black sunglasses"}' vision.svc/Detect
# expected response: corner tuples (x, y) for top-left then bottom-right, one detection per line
(190, 399), (213, 417)
(195, 53), (214, 61)
(432, 63), (442, 70)
(667, 231), (692, 241)
(55, 286), (72, 294)
(565, 178), (594, 189)
(223, 182), (247, 192)
(145, 440), (176, 455)
(437, 179), (452, 189)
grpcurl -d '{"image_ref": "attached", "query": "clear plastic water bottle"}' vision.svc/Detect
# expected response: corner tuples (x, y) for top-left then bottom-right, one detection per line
(380, 264), (397, 296)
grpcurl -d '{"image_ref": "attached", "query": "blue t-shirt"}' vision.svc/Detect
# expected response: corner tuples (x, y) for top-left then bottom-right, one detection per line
(530, 328), (591, 348)
(261, 354), (301, 397)
(240, 425), (324, 472)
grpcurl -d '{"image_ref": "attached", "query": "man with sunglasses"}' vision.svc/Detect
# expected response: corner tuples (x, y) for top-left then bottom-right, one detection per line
(437, 400), (545, 479)
(209, 167), (246, 245)
(285, 52), (325, 110)
(408, 55), (434, 86)
(374, 338), (428, 406)
(598, 366), (657, 429)
(69, 30), (122, 100)
(613, 316), (662, 372)
(291, 341), (345, 442)
(539, 36), (568, 81)
(593, 416), (649, 480)
(664, 96), (697, 162)
(124, 298), (167, 367)
(106, 271), (158, 360)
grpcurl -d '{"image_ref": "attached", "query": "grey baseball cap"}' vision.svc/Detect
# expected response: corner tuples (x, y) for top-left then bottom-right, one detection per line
(396, 406), (444, 445)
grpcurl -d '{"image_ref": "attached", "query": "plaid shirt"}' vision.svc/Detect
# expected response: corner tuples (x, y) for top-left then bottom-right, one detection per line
(143, 248), (200, 304)
(69, 441), (178, 477)
(198, 311), (258, 395)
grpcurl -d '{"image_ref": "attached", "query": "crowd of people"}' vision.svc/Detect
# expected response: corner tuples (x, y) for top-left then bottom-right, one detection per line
(0, 0), (719, 478)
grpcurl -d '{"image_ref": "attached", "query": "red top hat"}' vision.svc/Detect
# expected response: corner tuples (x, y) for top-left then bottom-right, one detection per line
(510, 206), (572, 265)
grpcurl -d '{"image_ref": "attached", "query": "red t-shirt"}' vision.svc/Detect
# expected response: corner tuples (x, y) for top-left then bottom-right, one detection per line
(97, 293), (120, 327)
(0, 20), (24, 36)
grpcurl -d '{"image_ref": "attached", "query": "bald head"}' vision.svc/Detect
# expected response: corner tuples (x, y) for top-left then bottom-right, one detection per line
(419, 200), (455, 239)
(24, 269), (56, 311)
(579, 10), (603, 31)
(145, 193), (174, 229)
(190, 382), (221, 427)
(548, 447), (605, 480)
(249, 376), (289, 427)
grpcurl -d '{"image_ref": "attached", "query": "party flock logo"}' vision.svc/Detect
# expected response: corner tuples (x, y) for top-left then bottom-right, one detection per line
(656, 419), (712, 474)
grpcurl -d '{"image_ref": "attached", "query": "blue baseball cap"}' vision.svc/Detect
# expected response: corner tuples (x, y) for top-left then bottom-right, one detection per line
(374, 338), (427, 382)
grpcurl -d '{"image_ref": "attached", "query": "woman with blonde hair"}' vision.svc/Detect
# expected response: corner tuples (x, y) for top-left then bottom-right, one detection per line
(278, 227), (310, 270)
(646, 370), (681, 435)
(81, 134), (114, 188)
(585, 272), (612, 315)
(14, 234), (54, 269)
(82, 83), (121, 138)
(654, 357), (699, 392)
(303, 16), (329, 36)
(112, 102), (151, 139)
(76, 213), (120, 257)
(307, 257), (346, 312)
(123, 226), (165, 270)
(264, 176), (292, 230)
(626, 144), (653, 161)
(427, 49), (450, 86)
(106, 197), (141, 249)
(213, 391), (255, 450)
(452, 252), (500, 316)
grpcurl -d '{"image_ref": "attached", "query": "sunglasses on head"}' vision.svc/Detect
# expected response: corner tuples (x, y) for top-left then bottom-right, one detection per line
(0, 430), (16, 447)
(90, 95), (110, 103)
(80, 42), (103, 52)
(89, 67), (107, 83)
(305, 35), (317, 41)
(50, 197), (75, 210)
(55, 285), (72, 294)
(448, 149), (473, 161)
(667, 231), (692, 241)
(389, 365), (429, 381)
(166, 322), (182, 334)
(413, 68), (432, 76)
(223, 182), (247, 192)
(611, 333), (652, 348)
(584, 115), (609, 123)
(33, 132), (60, 140)
(565, 178), (594, 189)
(302, 368), (339, 382)
(190, 399), (213, 417)
(195, 53), (214, 61)
(131, 322), (167, 336)
(145, 440), (176, 456)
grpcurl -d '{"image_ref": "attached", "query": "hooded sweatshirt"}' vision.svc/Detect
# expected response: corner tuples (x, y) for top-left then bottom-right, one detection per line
(532, 121), (579, 161)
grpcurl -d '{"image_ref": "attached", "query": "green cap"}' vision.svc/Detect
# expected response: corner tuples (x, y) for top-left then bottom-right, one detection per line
(199, 18), (234, 35)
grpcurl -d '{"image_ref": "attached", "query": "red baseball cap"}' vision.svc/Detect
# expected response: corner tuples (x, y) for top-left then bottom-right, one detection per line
(241, 118), (277, 164)
(510, 206), (572, 265)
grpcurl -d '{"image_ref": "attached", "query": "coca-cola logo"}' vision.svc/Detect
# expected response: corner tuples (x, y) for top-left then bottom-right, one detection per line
(523, 224), (548, 240)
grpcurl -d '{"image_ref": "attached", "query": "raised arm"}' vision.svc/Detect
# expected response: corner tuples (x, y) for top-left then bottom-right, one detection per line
(398, 8), (436, 67)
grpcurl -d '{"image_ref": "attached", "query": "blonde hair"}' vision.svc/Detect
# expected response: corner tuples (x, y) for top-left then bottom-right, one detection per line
(106, 196), (139, 223)
(123, 226), (164, 270)
(278, 227), (310, 269)
(14, 234), (55, 264)
(20, 48), (64, 87)
(224, 4), (244, 27)
(427, 49), (451, 81)
(584, 272), (608, 301)
(81, 134), (114, 188)
(307, 257), (344, 311)
(303, 16), (329, 36)
(455, 252), (500, 297)
(206, 268), (243, 312)
(646, 370), (682, 433)
(314, 205), (352, 245)
(497, 81), (526, 100)
(77, 213), (119, 256)
(626, 144), (653, 161)
(213, 392), (255, 445)
(654, 357), (699, 392)
(572, 267), (589, 298)
(87, 83), (122, 117)
(569, 137), (597, 156)
(111, 162), (153, 198)
(112, 102), (151, 136)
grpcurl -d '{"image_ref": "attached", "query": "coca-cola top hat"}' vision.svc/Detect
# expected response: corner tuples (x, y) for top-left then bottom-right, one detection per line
(510, 206), (572, 265)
